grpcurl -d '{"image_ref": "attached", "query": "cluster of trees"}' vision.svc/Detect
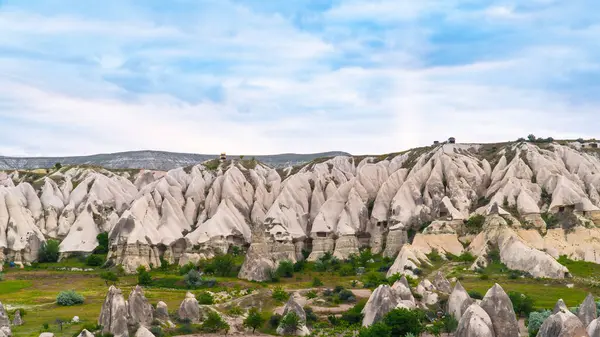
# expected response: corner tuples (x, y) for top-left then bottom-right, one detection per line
(358, 308), (458, 337)
(518, 135), (554, 143)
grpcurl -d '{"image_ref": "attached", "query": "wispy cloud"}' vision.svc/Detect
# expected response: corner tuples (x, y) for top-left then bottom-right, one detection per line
(0, 0), (599, 157)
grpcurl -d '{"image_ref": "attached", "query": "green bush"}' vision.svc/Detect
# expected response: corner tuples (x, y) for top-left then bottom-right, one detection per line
(509, 292), (535, 318)
(86, 254), (104, 267)
(341, 301), (366, 325)
(464, 215), (486, 234)
(209, 254), (236, 277)
(427, 249), (443, 262)
(179, 262), (196, 275)
(243, 308), (265, 333)
(383, 308), (424, 337)
(184, 269), (203, 289)
(198, 292), (214, 305)
(338, 289), (356, 303)
(269, 314), (282, 329)
(443, 315), (459, 334)
(363, 271), (387, 288)
(56, 290), (85, 306)
(94, 233), (109, 255)
(276, 260), (294, 278)
(359, 322), (392, 337)
(312, 277), (323, 287)
(200, 312), (229, 333)
(306, 290), (318, 299)
(280, 312), (300, 335)
(137, 266), (152, 286)
(468, 291), (483, 300)
(338, 264), (355, 277)
(100, 271), (119, 286)
(149, 326), (164, 337)
(39, 239), (60, 263)
(527, 310), (551, 337)
(304, 306), (318, 326)
(272, 287), (289, 302)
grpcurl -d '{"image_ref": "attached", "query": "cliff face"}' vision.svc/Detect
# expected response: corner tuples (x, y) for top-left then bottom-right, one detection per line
(2, 140), (600, 278)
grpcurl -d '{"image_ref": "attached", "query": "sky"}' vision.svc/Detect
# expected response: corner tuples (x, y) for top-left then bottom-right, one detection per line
(0, 0), (599, 157)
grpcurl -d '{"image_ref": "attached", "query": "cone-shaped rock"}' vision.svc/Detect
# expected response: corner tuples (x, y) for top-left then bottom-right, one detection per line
(362, 285), (399, 327)
(12, 310), (22, 326)
(449, 281), (474, 321)
(588, 318), (600, 337)
(433, 271), (452, 294)
(134, 326), (155, 337)
(76, 330), (95, 337)
(579, 294), (597, 328)
(238, 222), (275, 282)
(480, 284), (519, 337)
(456, 303), (495, 337)
(554, 299), (568, 314)
(391, 278), (415, 302)
(98, 286), (129, 337)
(178, 292), (200, 323)
(155, 301), (169, 321)
(128, 285), (154, 327)
(276, 295), (310, 336)
(537, 305), (589, 337)
(0, 302), (9, 329)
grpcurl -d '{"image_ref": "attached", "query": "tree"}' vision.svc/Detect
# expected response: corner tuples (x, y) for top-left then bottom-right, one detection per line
(280, 312), (300, 335)
(509, 292), (535, 318)
(200, 311), (229, 333)
(137, 266), (153, 286)
(358, 322), (392, 337)
(428, 320), (444, 337)
(243, 308), (265, 333)
(527, 134), (536, 142)
(184, 269), (204, 289)
(86, 254), (104, 267)
(341, 301), (366, 325)
(198, 292), (214, 305)
(528, 310), (551, 337)
(94, 232), (109, 254)
(54, 163), (62, 170)
(383, 309), (424, 337)
(100, 271), (119, 286)
(38, 239), (60, 263)
(210, 254), (235, 277)
(276, 260), (294, 278)
(272, 287), (289, 302)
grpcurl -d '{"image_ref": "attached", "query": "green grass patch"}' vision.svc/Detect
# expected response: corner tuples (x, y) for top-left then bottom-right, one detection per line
(557, 256), (600, 279)
(0, 280), (33, 294)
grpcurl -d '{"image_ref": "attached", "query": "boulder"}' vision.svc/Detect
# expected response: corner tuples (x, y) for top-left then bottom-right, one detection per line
(0, 302), (9, 329)
(76, 330), (95, 337)
(391, 277), (415, 302)
(98, 286), (129, 337)
(155, 301), (169, 321)
(433, 271), (452, 294)
(276, 295), (310, 336)
(362, 285), (399, 327)
(588, 319), (600, 337)
(448, 281), (474, 321)
(479, 284), (519, 337)
(39, 333), (54, 337)
(579, 294), (597, 328)
(127, 285), (154, 327)
(12, 310), (23, 326)
(456, 303), (495, 337)
(134, 326), (155, 337)
(178, 292), (200, 323)
(538, 303), (589, 337)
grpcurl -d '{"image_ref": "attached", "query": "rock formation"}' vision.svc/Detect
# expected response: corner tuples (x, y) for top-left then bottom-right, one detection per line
(76, 330), (95, 337)
(0, 302), (9, 336)
(134, 327), (155, 337)
(456, 303), (496, 337)
(178, 292), (200, 323)
(448, 281), (474, 321)
(277, 295), (310, 336)
(362, 285), (399, 327)
(479, 284), (519, 337)
(538, 301), (589, 337)
(238, 222), (276, 282)
(588, 318), (600, 337)
(391, 276), (415, 302)
(579, 294), (597, 328)
(155, 301), (169, 321)
(98, 286), (129, 337)
(433, 271), (452, 294)
(12, 310), (22, 326)
(127, 286), (154, 327)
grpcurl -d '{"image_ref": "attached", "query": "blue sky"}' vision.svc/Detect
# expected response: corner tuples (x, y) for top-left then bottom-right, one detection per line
(0, 0), (599, 156)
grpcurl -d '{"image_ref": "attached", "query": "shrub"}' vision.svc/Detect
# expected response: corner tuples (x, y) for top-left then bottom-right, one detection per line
(338, 264), (355, 276)
(304, 306), (318, 325)
(39, 239), (60, 263)
(137, 266), (152, 286)
(443, 315), (459, 334)
(210, 254), (236, 277)
(464, 215), (486, 234)
(200, 312), (229, 333)
(293, 260), (306, 272)
(358, 322), (392, 337)
(272, 287), (289, 302)
(243, 308), (265, 333)
(306, 290), (318, 299)
(383, 308), (424, 337)
(363, 272), (387, 288)
(427, 249), (443, 262)
(179, 262), (197, 276)
(94, 232), (109, 255)
(312, 277), (323, 287)
(100, 271), (119, 286)
(276, 260), (294, 278)
(184, 269), (204, 289)
(479, 273), (490, 280)
(280, 312), (301, 334)
(528, 310), (551, 337)
(509, 292), (535, 318)
(228, 305), (243, 316)
(468, 291), (483, 300)
(338, 289), (356, 303)
(56, 290), (85, 306)
(269, 314), (282, 329)
(198, 292), (214, 305)
(86, 255), (104, 267)
(149, 326), (164, 337)
(341, 301), (366, 325)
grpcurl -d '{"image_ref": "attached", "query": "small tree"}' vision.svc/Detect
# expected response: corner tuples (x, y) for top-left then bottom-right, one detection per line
(54, 163), (62, 170)
(243, 308), (265, 333)
(383, 308), (424, 337)
(280, 312), (300, 335)
(198, 291), (214, 305)
(38, 239), (60, 263)
(86, 254), (104, 267)
(276, 260), (294, 278)
(184, 269), (203, 289)
(211, 254), (235, 277)
(137, 266), (152, 286)
(358, 322), (392, 337)
(100, 271), (119, 286)
(56, 290), (85, 306)
(201, 311), (229, 333)
(527, 134), (536, 142)
(272, 287), (289, 302)
(94, 232), (110, 254)
(509, 292), (535, 318)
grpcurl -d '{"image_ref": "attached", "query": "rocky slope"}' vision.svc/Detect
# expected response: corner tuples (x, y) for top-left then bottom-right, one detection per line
(2, 140), (600, 279)
(0, 150), (350, 171)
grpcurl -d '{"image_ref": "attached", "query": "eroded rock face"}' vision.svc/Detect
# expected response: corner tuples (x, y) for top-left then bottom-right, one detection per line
(238, 223), (276, 282)
(178, 292), (200, 324)
(128, 285), (154, 327)
(588, 319), (600, 337)
(479, 284), (519, 337)
(433, 271), (452, 294)
(134, 326), (155, 337)
(456, 303), (495, 337)
(448, 281), (474, 321)
(362, 285), (399, 327)
(76, 330), (95, 337)
(12, 310), (23, 326)
(98, 286), (129, 337)
(579, 294), (597, 328)
(277, 295), (310, 336)
(537, 305), (589, 337)
(155, 301), (169, 321)
(0, 302), (10, 332)
(391, 276), (415, 302)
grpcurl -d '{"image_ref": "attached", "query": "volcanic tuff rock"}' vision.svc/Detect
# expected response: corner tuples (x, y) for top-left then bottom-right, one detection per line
(277, 295), (310, 336)
(449, 281), (474, 321)
(98, 286), (129, 337)
(134, 327), (155, 337)
(479, 284), (519, 337)
(128, 285), (154, 327)
(538, 301), (589, 337)
(12, 310), (22, 326)
(362, 285), (399, 327)
(579, 294), (598, 328)
(178, 292), (200, 323)
(589, 318), (600, 337)
(2, 141), (600, 277)
(76, 330), (95, 337)
(0, 303), (8, 336)
(456, 303), (496, 337)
